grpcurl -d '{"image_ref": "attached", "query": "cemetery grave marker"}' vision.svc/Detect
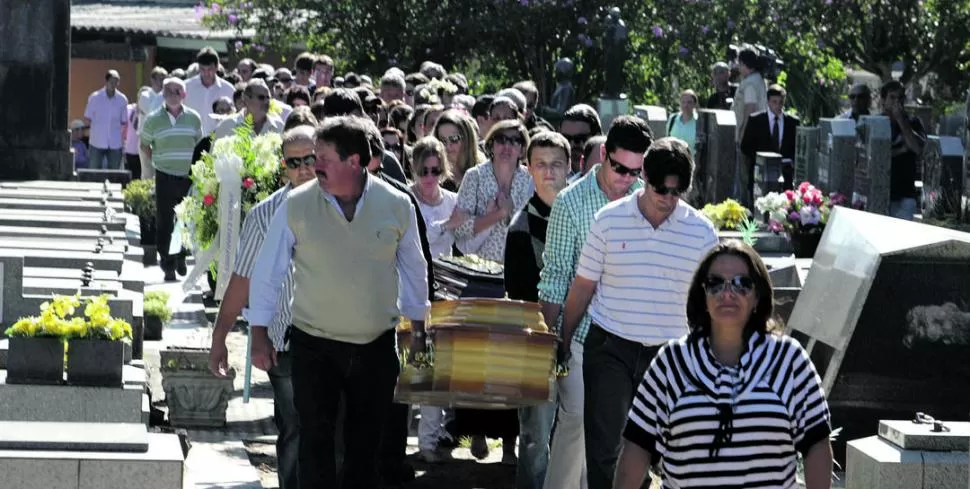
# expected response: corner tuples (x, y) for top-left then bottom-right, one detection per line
(854, 115), (892, 215)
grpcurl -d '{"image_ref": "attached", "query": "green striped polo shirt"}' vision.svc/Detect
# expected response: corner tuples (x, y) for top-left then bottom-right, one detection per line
(140, 105), (203, 176)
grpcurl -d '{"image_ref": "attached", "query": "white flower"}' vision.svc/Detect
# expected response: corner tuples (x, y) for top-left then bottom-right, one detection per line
(799, 206), (821, 225)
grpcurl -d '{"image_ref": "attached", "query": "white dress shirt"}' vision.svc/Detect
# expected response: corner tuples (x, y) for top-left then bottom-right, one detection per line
(84, 88), (128, 149)
(184, 75), (235, 135)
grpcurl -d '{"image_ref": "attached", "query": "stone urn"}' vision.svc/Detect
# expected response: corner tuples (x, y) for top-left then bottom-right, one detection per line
(160, 347), (235, 428)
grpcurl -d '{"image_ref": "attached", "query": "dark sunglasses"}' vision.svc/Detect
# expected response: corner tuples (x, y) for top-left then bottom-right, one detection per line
(283, 155), (315, 169)
(703, 275), (755, 296)
(493, 134), (525, 146)
(439, 134), (463, 145)
(608, 156), (641, 178)
(562, 133), (591, 145)
(652, 184), (683, 197)
(419, 166), (443, 177)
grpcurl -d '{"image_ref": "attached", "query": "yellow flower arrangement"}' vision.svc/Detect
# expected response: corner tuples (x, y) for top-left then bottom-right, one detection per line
(3, 293), (132, 341)
(702, 198), (751, 230)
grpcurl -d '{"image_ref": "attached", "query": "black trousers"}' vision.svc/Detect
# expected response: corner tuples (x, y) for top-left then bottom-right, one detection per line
(291, 327), (400, 489)
(154, 170), (191, 273)
(125, 153), (141, 180)
(583, 324), (663, 489)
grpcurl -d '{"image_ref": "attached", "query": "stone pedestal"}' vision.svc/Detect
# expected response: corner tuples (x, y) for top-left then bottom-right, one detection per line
(693, 109), (737, 207)
(818, 118), (857, 195)
(0, 0), (73, 180)
(597, 97), (629, 133)
(922, 136), (965, 219)
(633, 105), (669, 138)
(754, 151), (784, 200)
(795, 126), (820, 184)
(846, 419), (970, 489)
(855, 115), (892, 215)
(160, 349), (234, 428)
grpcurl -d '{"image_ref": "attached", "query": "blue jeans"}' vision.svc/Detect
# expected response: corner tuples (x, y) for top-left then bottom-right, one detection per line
(516, 399), (557, 489)
(88, 146), (123, 169)
(269, 352), (300, 489)
(890, 197), (917, 221)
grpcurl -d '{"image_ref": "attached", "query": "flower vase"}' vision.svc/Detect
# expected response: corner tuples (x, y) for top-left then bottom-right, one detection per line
(67, 339), (125, 387)
(788, 231), (822, 258)
(6, 337), (65, 385)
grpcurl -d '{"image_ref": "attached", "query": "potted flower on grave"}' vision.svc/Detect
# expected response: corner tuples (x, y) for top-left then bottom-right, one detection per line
(755, 181), (849, 258)
(123, 179), (158, 265)
(3, 294), (78, 385)
(143, 290), (173, 341)
(702, 198), (754, 231)
(65, 294), (133, 387)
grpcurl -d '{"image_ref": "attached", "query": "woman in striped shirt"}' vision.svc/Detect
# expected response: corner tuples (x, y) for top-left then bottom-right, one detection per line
(615, 240), (834, 489)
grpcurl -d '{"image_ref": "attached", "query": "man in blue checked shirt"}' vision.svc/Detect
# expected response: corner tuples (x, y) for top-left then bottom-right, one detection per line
(536, 115), (649, 489)
(562, 137), (718, 489)
(208, 124), (318, 489)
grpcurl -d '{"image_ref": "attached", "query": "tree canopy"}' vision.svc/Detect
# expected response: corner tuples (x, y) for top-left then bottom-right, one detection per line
(202, 0), (970, 122)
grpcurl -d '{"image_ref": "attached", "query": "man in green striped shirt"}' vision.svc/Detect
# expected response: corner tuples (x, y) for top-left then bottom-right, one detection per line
(536, 115), (649, 489)
(140, 77), (203, 281)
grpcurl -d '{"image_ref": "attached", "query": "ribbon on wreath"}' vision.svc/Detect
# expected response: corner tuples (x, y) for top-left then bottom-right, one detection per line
(181, 151), (244, 301)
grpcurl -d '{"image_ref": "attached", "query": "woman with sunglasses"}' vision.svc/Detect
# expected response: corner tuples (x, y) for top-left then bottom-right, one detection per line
(451, 119), (534, 262)
(434, 110), (484, 190)
(614, 240), (834, 489)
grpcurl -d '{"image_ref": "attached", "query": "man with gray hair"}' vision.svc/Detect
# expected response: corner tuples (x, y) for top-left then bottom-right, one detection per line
(706, 61), (736, 110)
(140, 77), (203, 281)
(209, 124), (319, 489)
(379, 73), (406, 104)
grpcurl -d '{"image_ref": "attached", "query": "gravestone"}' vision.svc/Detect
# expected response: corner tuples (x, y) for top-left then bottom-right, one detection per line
(817, 118), (857, 195)
(633, 105), (669, 138)
(0, 0), (73, 180)
(854, 115), (893, 215)
(597, 98), (630, 134)
(693, 109), (737, 207)
(753, 151), (783, 200)
(963, 124), (970, 223)
(786, 207), (970, 461)
(937, 114), (966, 140)
(921, 136), (965, 220)
(795, 126), (820, 184)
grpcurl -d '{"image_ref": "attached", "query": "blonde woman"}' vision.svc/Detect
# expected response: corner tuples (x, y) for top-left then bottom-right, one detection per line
(434, 109), (484, 190)
(451, 119), (534, 263)
(410, 137), (460, 259)
(667, 89), (699, 156)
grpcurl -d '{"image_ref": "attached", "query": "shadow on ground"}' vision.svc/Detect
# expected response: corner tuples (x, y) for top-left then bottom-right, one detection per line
(405, 456), (514, 489)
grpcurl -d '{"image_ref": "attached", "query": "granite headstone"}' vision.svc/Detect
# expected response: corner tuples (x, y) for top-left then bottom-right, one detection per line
(633, 105), (669, 139)
(786, 207), (970, 458)
(753, 151), (783, 200)
(795, 126), (820, 184)
(854, 115), (893, 215)
(921, 135), (964, 219)
(693, 109), (737, 207)
(817, 118), (857, 195)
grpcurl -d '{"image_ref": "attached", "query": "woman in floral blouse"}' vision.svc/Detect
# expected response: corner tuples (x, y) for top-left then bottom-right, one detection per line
(452, 119), (534, 262)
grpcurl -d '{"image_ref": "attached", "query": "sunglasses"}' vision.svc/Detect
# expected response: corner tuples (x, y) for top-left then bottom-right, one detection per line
(283, 155), (315, 169)
(702, 275), (755, 296)
(439, 134), (463, 145)
(419, 166), (443, 177)
(652, 184), (683, 197)
(493, 134), (525, 146)
(562, 133), (591, 145)
(608, 156), (642, 178)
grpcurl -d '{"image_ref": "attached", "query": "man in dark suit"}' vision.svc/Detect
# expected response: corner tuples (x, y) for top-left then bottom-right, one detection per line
(741, 84), (799, 190)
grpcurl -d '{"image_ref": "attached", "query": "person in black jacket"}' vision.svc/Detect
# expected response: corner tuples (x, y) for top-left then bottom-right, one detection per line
(362, 118), (434, 487)
(740, 84), (799, 190)
(504, 130), (571, 488)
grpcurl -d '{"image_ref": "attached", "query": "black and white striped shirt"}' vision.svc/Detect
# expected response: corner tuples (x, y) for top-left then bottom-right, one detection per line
(237, 185), (293, 351)
(624, 332), (831, 488)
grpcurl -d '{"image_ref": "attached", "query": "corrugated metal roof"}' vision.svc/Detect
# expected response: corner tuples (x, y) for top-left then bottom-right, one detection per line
(71, 1), (255, 40)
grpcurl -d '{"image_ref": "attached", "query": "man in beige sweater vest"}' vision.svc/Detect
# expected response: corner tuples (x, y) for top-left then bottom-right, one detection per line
(248, 116), (430, 488)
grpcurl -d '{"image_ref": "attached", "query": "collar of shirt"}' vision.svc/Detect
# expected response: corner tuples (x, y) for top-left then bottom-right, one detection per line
(687, 332), (771, 403)
(318, 171), (373, 215)
(527, 193), (552, 219)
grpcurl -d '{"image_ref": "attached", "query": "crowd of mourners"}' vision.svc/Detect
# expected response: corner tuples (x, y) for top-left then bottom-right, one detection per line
(101, 44), (868, 489)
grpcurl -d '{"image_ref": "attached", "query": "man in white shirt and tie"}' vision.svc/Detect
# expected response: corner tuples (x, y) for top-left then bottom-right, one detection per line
(741, 84), (799, 190)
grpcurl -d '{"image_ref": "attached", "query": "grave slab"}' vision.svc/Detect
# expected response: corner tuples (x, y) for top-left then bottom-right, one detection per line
(0, 187), (122, 204)
(22, 277), (122, 296)
(854, 115), (893, 215)
(0, 248), (124, 274)
(695, 109), (737, 206)
(22, 265), (143, 295)
(0, 236), (128, 255)
(0, 421), (148, 452)
(0, 180), (122, 192)
(0, 376), (146, 424)
(921, 135), (965, 219)
(817, 117), (857, 195)
(0, 224), (130, 245)
(0, 432), (184, 489)
(0, 210), (126, 232)
(0, 197), (124, 213)
(795, 126), (820, 183)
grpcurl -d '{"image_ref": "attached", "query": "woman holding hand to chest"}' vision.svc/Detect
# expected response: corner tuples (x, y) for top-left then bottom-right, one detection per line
(451, 119), (534, 262)
(615, 240), (834, 489)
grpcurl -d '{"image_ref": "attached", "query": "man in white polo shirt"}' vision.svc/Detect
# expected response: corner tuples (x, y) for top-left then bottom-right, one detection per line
(561, 137), (718, 489)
